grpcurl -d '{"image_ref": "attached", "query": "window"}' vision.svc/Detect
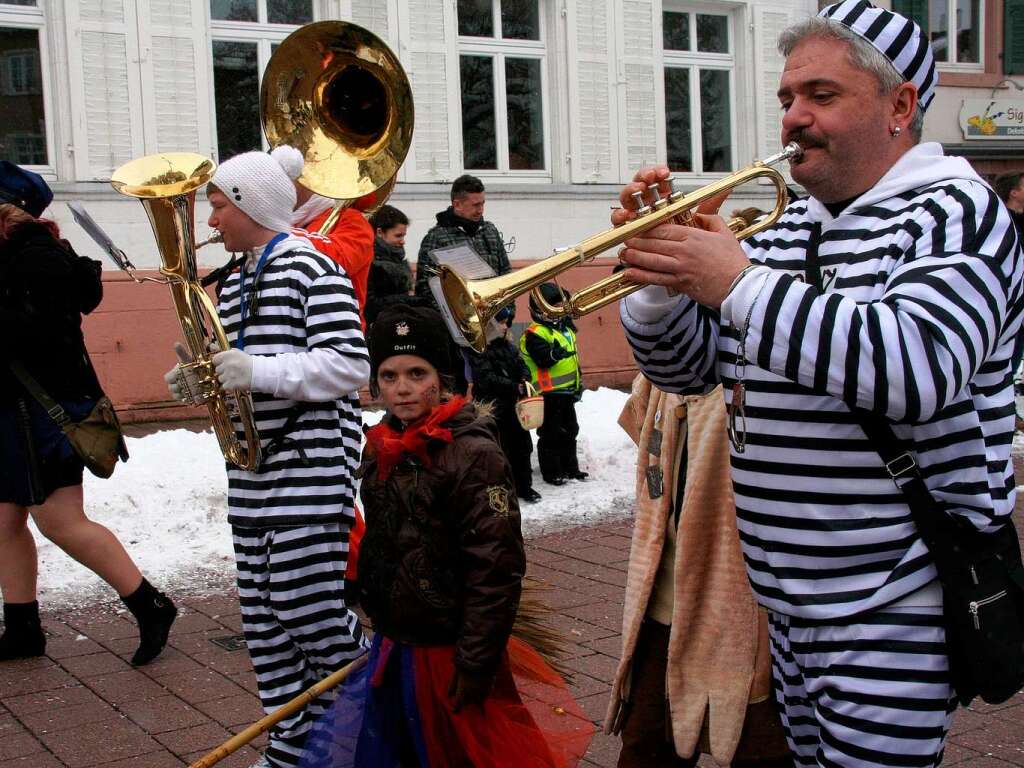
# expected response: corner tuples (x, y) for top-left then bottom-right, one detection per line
(0, 4), (49, 169)
(6, 131), (44, 163)
(457, 0), (548, 173)
(928, 0), (982, 66)
(209, 0), (313, 161)
(662, 8), (735, 174)
(895, 0), (984, 69)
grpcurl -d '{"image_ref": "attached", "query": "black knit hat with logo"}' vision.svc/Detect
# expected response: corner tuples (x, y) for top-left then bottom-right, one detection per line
(369, 304), (454, 381)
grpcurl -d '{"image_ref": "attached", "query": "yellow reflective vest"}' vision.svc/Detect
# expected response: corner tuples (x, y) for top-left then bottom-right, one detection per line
(519, 322), (581, 393)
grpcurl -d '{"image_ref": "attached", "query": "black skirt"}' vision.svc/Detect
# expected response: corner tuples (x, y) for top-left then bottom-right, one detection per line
(0, 396), (93, 506)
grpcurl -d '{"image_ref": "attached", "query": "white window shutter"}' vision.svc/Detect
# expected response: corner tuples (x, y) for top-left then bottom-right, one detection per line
(566, 0), (618, 183)
(398, 0), (457, 182)
(64, 0), (145, 180)
(138, 0), (211, 157)
(350, 0), (390, 40)
(754, 8), (792, 159)
(617, 0), (658, 181)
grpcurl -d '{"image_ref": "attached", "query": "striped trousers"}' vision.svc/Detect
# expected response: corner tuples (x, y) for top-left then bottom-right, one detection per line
(768, 606), (958, 767)
(233, 524), (368, 768)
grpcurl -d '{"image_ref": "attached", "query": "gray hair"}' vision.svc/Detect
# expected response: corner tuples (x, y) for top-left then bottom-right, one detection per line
(777, 17), (924, 140)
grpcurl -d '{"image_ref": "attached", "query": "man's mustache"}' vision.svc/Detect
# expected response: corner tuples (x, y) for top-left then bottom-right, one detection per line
(788, 131), (826, 150)
(786, 131), (826, 161)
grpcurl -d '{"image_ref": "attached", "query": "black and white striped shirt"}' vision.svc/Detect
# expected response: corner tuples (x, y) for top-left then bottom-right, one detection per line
(621, 143), (1024, 619)
(218, 234), (370, 529)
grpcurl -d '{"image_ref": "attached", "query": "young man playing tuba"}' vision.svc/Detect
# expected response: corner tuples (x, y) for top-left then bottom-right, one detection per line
(164, 147), (369, 768)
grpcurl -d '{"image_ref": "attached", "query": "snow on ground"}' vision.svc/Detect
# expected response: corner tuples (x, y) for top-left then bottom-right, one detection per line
(33, 388), (636, 608)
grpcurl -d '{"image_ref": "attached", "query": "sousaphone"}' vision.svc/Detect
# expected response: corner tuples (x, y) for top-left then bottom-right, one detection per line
(261, 20), (414, 228)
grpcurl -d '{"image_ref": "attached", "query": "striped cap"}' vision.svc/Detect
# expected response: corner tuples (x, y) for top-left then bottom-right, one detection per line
(819, 0), (936, 111)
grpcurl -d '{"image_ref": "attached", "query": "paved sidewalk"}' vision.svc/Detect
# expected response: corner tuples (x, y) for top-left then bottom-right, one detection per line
(2, 519), (1023, 767)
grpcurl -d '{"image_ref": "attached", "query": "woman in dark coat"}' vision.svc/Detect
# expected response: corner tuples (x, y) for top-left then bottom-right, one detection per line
(365, 204), (413, 325)
(0, 161), (176, 666)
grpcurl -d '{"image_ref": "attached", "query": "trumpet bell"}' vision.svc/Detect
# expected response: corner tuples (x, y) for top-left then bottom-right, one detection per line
(261, 21), (413, 201)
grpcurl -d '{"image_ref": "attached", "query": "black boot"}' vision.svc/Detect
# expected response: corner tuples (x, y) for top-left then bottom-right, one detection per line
(121, 579), (177, 666)
(0, 601), (46, 661)
(563, 442), (588, 481)
(538, 449), (565, 485)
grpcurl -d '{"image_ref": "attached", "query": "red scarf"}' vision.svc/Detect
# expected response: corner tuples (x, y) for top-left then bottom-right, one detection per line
(366, 396), (467, 480)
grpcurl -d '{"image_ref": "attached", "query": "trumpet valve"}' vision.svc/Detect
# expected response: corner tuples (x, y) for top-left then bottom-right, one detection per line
(631, 190), (652, 216)
(665, 175), (684, 203)
(648, 182), (669, 210)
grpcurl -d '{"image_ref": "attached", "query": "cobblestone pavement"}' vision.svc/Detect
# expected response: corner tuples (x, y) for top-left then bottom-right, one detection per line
(2, 515), (1023, 767)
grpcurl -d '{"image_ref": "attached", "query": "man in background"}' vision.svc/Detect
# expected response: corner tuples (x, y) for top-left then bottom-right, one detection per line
(415, 173), (511, 303)
(995, 171), (1024, 235)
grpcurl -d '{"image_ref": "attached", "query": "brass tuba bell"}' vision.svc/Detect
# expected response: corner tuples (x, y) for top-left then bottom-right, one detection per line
(110, 153), (262, 471)
(260, 20), (413, 232)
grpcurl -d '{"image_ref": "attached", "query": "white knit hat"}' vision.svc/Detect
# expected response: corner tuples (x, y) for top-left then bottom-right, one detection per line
(212, 146), (305, 233)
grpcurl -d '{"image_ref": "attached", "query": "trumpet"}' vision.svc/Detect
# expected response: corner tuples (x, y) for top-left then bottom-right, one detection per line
(438, 143), (802, 352)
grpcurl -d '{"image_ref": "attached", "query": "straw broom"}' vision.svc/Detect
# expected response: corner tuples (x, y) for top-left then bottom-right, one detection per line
(187, 654), (367, 768)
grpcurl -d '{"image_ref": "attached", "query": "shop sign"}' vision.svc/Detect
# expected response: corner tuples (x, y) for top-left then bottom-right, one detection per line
(959, 98), (1024, 139)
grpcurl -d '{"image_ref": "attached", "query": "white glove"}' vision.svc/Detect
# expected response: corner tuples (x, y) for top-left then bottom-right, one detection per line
(213, 348), (254, 392)
(164, 342), (195, 403)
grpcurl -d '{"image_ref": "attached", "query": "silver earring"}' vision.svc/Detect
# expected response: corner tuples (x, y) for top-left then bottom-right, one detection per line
(891, 126), (902, 137)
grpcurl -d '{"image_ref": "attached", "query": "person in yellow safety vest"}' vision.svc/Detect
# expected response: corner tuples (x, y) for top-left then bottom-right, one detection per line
(519, 282), (587, 486)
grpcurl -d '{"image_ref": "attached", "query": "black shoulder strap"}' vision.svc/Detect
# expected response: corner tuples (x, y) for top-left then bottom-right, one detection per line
(8, 360), (71, 427)
(853, 409), (949, 550)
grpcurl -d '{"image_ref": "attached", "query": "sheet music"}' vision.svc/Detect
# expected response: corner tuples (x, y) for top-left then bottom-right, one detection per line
(429, 243), (496, 280)
(429, 275), (472, 348)
(66, 201), (132, 271)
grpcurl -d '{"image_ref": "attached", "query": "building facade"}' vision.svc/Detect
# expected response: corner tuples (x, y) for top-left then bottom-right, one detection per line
(2, 0), (1020, 417)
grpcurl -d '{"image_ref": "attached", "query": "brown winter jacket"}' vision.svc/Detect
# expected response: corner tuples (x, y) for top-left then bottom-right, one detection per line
(357, 401), (525, 678)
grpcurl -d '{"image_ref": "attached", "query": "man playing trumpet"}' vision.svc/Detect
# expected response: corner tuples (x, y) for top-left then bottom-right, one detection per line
(616, 2), (1023, 765)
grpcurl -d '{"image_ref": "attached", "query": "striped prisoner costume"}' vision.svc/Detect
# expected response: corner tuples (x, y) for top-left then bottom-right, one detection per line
(620, 143), (1023, 765)
(218, 233), (370, 768)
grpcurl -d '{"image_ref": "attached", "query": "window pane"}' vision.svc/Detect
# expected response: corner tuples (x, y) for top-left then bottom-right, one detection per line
(267, 0), (312, 24)
(460, 55), (497, 169)
(697, 15), (728, 53)
(665, 67), (692, 172)
(663, 11), (690, 51)
(955, 0), (980, 62)
(213, 41), (261, 161)
(502, 0), (540, 40)
(459, 0), (494, 36)
(505, 57), (543, 170)
(0, 28), (47, 166)
(929, 0), (949, 61)
(210, 0), (257, 21)
(700, 69), (731, 172)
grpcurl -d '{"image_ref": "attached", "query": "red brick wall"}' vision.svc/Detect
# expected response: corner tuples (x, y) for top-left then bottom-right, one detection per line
(83, 259), (639, 423)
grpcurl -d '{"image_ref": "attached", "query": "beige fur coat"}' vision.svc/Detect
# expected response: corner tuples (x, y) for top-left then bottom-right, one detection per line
(605, 377), (773, 765)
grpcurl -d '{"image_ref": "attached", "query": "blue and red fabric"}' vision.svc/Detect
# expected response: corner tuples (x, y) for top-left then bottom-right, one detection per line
(299, 634), (593, 767)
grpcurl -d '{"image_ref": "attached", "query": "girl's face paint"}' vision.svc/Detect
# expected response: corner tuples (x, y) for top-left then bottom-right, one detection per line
(377, 355), (443, 425)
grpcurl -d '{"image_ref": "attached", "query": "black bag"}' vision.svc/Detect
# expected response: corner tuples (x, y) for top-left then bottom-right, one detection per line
(857, 411), (1024, 706)
(9, 360), (128, 479)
